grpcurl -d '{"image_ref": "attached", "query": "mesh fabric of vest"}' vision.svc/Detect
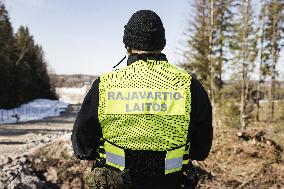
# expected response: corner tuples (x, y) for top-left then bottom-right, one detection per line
(98, 59), (192, 151)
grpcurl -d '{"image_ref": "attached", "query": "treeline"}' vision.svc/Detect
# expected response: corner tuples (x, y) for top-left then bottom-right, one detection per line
(181, 0), (284, 129)
(51, 74), (97, 88)
(0, 2), (56, 109)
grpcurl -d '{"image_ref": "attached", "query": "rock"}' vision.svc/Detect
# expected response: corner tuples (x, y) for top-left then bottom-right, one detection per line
(8, 178), (21, 188)
(0, 174), (7, 181)
(46, 166), (58, 183)
(67, 150), (73, 157)
(13, 164), (20, 169)
(10, 171), (17, 176)
(19, 157), (27, 164)
(23, 164), (29, 170)
(23, 167), (31, 175)
(28, 167), (33, 172)
(0, 181), (6, 189)
(12, 160), (19, 166)
(6, 170), (12, 176)
(20, 173), (39, 189)
(8, 173), (16, 181)
(1, 166), (7, 172)
(237, 132), (243, 137)
(1, 156), (13, 165)
(41, 137), (50, 143)
(237, 131), (251, 141)
(34, 158), (41, 164)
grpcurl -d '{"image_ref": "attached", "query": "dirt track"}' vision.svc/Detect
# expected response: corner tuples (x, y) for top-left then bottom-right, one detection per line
(0, 104), (80, 165)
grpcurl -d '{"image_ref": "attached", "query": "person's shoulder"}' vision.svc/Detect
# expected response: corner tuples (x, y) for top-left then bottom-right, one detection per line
(167, 62), (192, 78)
(190, 77), (211, 104)
(91, 77), (100, 85)
(100, 66), (130, 80)
(88, 77), (100, 92)
(190, 77), (204, 89)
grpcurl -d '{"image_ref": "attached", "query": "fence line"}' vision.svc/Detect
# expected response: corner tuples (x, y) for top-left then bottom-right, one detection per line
(0, 102), (62, 123)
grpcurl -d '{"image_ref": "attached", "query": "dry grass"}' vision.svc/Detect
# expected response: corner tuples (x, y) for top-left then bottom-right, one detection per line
(197, 125), (284, 189)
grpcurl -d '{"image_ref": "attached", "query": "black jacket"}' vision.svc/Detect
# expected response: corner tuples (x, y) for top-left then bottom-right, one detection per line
(71, 53), (213, 187)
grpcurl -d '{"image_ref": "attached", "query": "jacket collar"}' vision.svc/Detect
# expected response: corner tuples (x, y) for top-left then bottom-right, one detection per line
(127, 53), (167, 66)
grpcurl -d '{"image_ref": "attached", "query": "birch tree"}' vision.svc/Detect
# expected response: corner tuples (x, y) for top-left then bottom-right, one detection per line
(231, 0), (258, 129)
(263, 0), (284, 122)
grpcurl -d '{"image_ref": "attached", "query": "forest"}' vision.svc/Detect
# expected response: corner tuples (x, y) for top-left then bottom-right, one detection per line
(0, 2), (56, 109)
(181, 0), (284, 129)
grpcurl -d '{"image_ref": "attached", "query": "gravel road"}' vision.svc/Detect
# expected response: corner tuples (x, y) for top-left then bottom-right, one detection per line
(0, 104), (80, 165)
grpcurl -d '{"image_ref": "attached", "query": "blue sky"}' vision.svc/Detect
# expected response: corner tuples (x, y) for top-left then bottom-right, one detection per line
(4, 0), (190, 75)
(3, 0), (283, 79)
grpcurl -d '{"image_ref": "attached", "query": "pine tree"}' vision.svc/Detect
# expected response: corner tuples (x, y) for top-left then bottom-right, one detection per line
(262, 0), (284, 122)
(211, 0), (235, 125)
(14, 26), (36, 104)
(0, 2), (17, 108)
(15, 26), (57, 104)
(213, 0), (235, 97)
(181, 0), (211, 90)
(181, 0), (235, 126)
(33, 44), (57, 100)
(230, 0), (258, 129)
(0, 2), (57, 108)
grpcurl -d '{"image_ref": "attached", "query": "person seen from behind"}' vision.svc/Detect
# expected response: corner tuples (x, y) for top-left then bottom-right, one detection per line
(72, 10), (213, 189)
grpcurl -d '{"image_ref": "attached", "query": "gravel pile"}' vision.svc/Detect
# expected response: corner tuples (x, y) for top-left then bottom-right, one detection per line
(0, 133), (72, 189)
(0, 155), (45, 189)
(0, 131), (69, 166)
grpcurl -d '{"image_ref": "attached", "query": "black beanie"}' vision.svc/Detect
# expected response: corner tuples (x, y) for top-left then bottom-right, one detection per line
(123, 10), (166, 51)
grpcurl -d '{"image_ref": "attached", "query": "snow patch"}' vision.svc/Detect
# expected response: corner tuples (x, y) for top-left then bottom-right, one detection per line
(56, 86), (88, 104)
(0, 99), (68, 124)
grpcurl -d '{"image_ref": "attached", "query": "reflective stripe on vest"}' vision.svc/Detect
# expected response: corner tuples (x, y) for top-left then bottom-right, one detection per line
(165, 145), (189, 174)
(165, 157), (183, 171)
(100, 141), (190, 174)
(104, 141), (125, 171)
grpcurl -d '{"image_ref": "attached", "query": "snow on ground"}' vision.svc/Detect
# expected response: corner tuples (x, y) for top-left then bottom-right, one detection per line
(56, 86), (88, 104)
(0, 99), (68, 124)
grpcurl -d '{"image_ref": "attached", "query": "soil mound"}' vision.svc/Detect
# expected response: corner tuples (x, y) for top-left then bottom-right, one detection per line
(1, 126), (283, 188)
(197, 126), (284, 189)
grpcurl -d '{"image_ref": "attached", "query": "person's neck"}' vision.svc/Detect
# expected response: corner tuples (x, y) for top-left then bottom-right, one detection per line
(129, 50), (162, 55)
(127, 53), (167, 66)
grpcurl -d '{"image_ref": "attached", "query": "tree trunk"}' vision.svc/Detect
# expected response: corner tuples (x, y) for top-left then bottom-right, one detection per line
(209, 0), (217, 125)
(268, 9), (277, 122)
(210, 0), (217, 126)
(240, 0), (250, 130)
(240, 64), (246, 129)
(218, 6), (225, 108)
(256, 5), (266, 122)
(240, 61), (249, 130)
(256, 82), (261, 121)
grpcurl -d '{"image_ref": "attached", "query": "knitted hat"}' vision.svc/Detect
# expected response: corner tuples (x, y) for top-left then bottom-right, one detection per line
(123, 10), (166, 51)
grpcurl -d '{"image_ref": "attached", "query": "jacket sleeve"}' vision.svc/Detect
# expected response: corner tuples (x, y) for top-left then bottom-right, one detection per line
(188, 77), (213, 161)
(71, 78), (103, 160)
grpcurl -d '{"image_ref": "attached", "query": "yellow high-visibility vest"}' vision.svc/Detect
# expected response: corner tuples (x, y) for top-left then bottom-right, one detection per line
(98, 58), (192, 174)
